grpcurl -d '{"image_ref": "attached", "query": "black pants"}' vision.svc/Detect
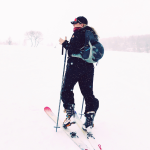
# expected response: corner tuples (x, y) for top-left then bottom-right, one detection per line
(61, 57), (99, 114)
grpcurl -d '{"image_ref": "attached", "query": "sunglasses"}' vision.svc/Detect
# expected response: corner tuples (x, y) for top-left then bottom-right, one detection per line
(73, 18), (82, 24)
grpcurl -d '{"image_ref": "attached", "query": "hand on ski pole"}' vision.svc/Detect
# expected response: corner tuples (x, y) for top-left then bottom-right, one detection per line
(59, 36), (67, 45)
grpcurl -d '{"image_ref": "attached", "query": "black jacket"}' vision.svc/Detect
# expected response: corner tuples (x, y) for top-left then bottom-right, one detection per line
(62, 26), (99, 58)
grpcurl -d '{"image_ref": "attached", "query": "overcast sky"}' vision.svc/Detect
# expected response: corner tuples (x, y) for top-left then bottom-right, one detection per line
(0, 0), (150, 43)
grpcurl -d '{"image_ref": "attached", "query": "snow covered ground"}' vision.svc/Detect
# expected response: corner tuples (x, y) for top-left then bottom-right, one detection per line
(0, 45), (150, 150)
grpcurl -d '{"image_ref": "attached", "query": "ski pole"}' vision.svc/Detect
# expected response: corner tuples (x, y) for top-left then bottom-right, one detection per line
(79, 97), (85, 119)
(55, 46), (67, 132)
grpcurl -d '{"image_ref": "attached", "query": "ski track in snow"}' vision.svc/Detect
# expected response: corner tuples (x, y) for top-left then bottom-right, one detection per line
(0, 45), (150, 150)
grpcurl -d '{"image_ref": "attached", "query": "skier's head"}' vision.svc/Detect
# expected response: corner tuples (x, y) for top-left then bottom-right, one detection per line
(72, 23), (84, 28)
(71, 16), (88, 27)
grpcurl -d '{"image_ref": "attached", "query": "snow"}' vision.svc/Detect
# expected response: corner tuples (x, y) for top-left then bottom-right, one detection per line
(0, 45), (150, 150)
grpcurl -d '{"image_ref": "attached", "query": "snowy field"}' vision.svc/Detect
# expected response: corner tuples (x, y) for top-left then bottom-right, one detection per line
(0, 45), (150, 150)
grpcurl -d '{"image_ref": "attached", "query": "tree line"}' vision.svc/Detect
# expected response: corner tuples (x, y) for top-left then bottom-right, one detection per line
(0, 31), (43, 47)
(1, 32), (150, 53)
(100, 34), (150, 53)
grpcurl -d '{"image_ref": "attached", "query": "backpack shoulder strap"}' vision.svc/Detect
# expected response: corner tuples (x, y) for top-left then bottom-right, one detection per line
(85, 30), (98, 46)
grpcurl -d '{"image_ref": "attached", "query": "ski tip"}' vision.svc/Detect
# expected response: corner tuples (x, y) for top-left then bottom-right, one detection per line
(98, 144), (102, 150)
(44, 107), (51, 112)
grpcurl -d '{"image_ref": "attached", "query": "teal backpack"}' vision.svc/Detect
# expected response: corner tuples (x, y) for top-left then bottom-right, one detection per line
(72, 30), (104, 63)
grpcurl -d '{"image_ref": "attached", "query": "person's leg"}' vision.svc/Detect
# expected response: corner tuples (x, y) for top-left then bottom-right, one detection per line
(78, 66), (99, 114)
(61, 59), (83, 128)
(78, 66), (99, 131)
(61, 60), (80, 109)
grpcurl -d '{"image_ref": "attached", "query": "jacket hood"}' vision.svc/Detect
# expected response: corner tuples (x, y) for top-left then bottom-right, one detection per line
(80, 26), (96, 35)
(81, 25), (92, 31)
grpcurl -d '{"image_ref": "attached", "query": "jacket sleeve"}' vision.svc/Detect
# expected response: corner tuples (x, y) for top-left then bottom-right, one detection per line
(62, 40), (70, 50)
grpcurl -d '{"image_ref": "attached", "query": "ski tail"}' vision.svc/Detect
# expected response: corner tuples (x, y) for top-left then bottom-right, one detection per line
(74, 111), (102, 150)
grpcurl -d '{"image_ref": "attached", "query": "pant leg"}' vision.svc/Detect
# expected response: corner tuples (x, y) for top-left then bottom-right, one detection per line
(61, 59), (80, 109)
(78, 65), (99, 114)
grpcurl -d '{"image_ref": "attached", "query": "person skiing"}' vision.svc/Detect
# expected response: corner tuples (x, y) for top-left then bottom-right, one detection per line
(59, 16), (103, 133)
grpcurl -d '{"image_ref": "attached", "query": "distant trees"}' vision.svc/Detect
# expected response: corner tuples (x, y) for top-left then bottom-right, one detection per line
(0, 37), (18, 46)
(100, 35), (150, 53)
(25, 31), (43, 47)
(6, 37), (12, 45)
(1, 37), (16, 45)
(1, 32), (150, 53)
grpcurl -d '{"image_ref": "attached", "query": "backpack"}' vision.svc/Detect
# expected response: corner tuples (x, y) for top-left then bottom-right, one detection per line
(72, 30), (104, 63)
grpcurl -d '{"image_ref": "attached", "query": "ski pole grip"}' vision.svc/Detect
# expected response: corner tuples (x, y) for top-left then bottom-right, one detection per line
(62, 46), (64, 55)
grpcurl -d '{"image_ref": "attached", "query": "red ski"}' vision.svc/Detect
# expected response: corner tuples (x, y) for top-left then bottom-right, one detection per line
(44, 107), (92, 150)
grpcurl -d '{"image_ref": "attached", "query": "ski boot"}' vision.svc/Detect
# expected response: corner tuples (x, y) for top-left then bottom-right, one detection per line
(63, 104), (76, 129)
(82, 111), (95, 134)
